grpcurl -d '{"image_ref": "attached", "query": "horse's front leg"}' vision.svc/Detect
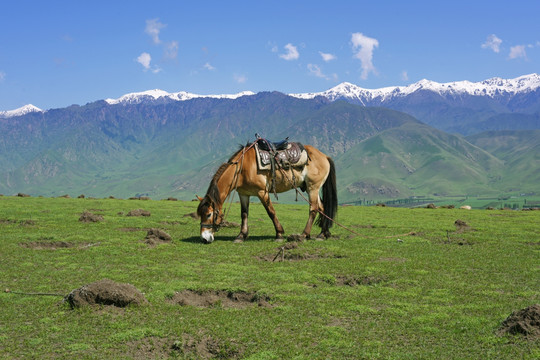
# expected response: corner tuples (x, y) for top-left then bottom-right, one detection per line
(257, 191), (285, 241)
(235, 194), (250, 243)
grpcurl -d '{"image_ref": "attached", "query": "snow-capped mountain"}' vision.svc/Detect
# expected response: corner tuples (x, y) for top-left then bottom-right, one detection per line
(0, 104), (43, 118)
(289, 73), (540, 104)
(105, 89), (256, 105)
(102, 73), (540, 107)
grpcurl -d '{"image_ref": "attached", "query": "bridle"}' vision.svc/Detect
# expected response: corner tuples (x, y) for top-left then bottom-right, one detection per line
(200, 205), (223, 232)
(199, 142), (255, 235)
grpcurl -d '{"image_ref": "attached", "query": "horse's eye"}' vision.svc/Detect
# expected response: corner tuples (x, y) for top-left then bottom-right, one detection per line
(207, 213), (212, 219)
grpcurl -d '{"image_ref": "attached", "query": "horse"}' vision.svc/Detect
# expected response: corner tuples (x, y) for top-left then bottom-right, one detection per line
(196, 140), (338, 243)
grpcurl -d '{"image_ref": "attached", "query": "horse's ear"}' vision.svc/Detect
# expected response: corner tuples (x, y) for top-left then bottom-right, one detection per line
(196, 195), (203, 202)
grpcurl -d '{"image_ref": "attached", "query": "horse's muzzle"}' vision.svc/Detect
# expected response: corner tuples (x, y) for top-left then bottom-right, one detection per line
(201, 229), (214, 244)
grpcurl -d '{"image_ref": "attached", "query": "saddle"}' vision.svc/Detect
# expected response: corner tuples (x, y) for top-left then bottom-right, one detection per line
(254, 137), (309, 171)
(253, 135), (310, 200)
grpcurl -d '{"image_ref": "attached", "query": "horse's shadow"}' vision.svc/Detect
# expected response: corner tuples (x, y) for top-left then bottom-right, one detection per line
(181, 235), (276, 244)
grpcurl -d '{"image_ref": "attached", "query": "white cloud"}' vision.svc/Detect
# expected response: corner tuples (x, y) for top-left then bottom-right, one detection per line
(351, 32), (379, 80)
(307, 64), (338, 81)
(308, 64), (325, 78)
(509, 45), (527, 59)
(234, 73), (247, 83)
(401, 70), (409, 81)
(145, 18), (166, 44)
(204, 62), (216, 71)
(0, 71), (5, 82)
(165, 41), (179, 59)
(279, 43), (299, 61)
(481, 34), (502, 53)
(137, 52), (152, 69)
(136, 52), (162, 73)
(319, 51), (336, 62)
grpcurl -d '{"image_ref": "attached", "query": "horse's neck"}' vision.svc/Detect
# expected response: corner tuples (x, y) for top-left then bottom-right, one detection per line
(215, 163), (237, 204)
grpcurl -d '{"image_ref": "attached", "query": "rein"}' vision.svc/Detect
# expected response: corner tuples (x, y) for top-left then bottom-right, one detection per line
(204, 142), (257, 231)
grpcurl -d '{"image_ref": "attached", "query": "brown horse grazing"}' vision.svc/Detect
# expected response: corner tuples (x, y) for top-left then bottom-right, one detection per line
(196, 140), (337, 243)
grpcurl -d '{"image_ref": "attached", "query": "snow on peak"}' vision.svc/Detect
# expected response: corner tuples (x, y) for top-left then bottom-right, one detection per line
(0, 104), (43, 118)
(105, 89), (256, 105)
(289, 73), (540, 103)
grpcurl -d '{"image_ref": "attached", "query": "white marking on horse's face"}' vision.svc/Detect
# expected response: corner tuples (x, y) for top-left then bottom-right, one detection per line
(201, 229), (214, 243)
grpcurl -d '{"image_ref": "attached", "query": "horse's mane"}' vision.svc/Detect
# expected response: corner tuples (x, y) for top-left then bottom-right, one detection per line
(197, 144), (249, 218)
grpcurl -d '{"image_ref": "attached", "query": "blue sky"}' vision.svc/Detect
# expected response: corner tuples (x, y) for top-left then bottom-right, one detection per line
(1, 0), (539, 111)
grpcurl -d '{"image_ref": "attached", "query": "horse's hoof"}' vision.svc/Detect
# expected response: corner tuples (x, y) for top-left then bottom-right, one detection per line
(233, 238), (244, 243)
(275, 236), (284, 243)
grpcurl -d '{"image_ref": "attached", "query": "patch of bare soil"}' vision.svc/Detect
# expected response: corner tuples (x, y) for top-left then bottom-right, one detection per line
(127, 334), (243, 360)
(167, 290), (272, 309)
(143, 229), (172, 247)
(0, 219), (36, 226)
(334, 275), (386, 286)
(127, 209), (151, 217)
(258, 242), (345, 262)
(174, 334), (242, 359)
(220, 220), (240, 228)
(117, 227), (148, 232)
(20, 240), (83, 250)
(65, 279), (148, 308)
(79, 211), (104, 223)
(499, 304), (540, 339)
(183, 212), (199, 219)
(126, 337), (171, 360)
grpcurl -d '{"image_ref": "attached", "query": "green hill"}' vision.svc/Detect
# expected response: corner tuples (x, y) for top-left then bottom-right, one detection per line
(466, 130), (540, 193)
(336, 122), (504, 201)
(0, 94), (538, 202)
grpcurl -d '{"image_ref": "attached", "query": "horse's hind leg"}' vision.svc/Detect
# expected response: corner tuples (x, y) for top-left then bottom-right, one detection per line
(257, 191), (285, 241)
(235, 194), (250, 243)
(300, 189), (322, 240)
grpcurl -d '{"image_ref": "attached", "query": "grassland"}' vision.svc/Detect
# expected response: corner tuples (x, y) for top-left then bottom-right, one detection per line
(0, 196), (539, 359)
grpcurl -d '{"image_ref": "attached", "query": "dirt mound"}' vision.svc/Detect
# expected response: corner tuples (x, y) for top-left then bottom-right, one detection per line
(79, 211), (103, 223)
(168, 290), (272, 309)
(454, 219), (471, 232)
(499, 304), (540, 339)
(144, 228), (172, 246)
(65, 279), (148, 308)
(127, 209), (151, 217)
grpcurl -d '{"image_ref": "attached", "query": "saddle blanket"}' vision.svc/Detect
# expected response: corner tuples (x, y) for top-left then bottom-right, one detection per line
(254, 141), (309, 171)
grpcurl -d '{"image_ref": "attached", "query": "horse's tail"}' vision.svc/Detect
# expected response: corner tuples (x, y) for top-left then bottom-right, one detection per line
(316, 156), (338, 231)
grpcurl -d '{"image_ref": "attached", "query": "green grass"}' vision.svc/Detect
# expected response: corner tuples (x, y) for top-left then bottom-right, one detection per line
(1, 196), (539, 359)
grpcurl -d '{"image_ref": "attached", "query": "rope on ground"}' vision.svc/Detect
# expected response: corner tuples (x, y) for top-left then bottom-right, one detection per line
(4, 289), (65, 297)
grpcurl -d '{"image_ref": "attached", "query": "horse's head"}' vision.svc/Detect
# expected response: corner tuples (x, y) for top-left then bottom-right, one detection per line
(196, 195), (223, 243)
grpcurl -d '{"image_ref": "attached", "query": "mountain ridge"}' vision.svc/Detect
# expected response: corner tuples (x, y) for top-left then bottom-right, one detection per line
(2, 73), (539, 116)
(1, 92), (537, 200)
